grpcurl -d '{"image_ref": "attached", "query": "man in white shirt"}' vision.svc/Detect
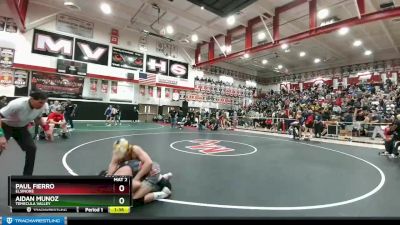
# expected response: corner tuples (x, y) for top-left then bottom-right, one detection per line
(0, 92), (52, 175)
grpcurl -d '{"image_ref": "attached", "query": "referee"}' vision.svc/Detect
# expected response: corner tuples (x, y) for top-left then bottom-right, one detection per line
(0, 92), (52, 175)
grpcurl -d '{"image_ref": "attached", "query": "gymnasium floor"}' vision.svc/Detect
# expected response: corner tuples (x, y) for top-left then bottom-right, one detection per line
(0, 122), (399, 218)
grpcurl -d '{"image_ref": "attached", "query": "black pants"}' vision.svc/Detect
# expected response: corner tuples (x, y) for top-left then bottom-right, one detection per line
(314, 122), (323, 137)
(65, 114), (74, 129)
(385, 139), (399, 155)
(1, 123), (37, 176)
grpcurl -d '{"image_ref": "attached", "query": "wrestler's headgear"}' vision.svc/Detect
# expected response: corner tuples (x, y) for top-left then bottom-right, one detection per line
(113, 138), (129, 159)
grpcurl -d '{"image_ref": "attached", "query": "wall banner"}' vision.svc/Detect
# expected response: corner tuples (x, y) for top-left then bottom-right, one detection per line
(31, 72), (84, 98)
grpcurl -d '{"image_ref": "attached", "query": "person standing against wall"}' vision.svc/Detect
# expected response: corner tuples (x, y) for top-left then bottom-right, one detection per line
(0, 92), (52, 175)
(64, 100), (77, 131)
(132, 107), (139, 124)
(115, 105), (121, 126)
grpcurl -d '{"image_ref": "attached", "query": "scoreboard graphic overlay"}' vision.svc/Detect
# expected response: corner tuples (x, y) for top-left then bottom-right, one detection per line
(8, 176), (131, 214)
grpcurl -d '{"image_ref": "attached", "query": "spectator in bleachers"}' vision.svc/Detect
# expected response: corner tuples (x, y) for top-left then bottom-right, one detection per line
(0, 96), (7, 109)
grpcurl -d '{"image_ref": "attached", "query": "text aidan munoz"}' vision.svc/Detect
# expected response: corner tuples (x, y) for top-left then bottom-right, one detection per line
(15, 183), (58, 206)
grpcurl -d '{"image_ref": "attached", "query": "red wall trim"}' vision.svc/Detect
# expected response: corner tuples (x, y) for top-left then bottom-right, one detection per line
(13, 63), (56, 73)
(156, 83), (194, 91)
(87, 74), (138, 83)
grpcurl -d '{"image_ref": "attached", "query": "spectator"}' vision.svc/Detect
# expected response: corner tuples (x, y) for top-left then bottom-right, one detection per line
(64, 100), (77, 131)
(169, 108), (177, 128)
(132, 107), (139, 124)
(47, 106), (68, 140)
(115, 105), (121, 125)
(104, 105), (113, 126)
(0, 96), (7, 109)
(49, 100), (60, 113)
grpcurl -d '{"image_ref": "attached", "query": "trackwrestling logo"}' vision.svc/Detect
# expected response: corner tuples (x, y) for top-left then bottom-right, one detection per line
(170, 139), (257, 156)
(2, 216), (65, 225)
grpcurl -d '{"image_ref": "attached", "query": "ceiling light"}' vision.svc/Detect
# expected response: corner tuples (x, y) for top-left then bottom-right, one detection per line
(314, 58), (321, 63)
(64, 1), (75, 6)
(317, 9), (330, 19)
(166, 25), (174, 34)
(225, 45), (232, 53)
(244, 53), (249, 59)
(281, 43), (288, 49)
(338, 27), (349, 35)
(299, 51), (306, 57)
(100, 3), (112, 14)
(353, 40), (362, 47)
(200, 6), (204, 10)
(257, 32), (266, 40)
(220, 45), (226, 52)
(364, 50), (372, 56)
(278, 64), (283, 69)
(227, 15), (235, 25)
(191, 34), (198, 42)
(262, 59), (268, 64)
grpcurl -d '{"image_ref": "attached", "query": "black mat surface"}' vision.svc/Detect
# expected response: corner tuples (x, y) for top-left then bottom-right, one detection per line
(1, 124), (399, 218)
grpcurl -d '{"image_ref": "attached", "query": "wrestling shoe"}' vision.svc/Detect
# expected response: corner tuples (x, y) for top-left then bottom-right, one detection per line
(162, 172), (173, 180)
(61, 133), (68, 139)
(162, 187), (172, 196)
(388, 154), (398, 159)
(379, 151), (390, 156)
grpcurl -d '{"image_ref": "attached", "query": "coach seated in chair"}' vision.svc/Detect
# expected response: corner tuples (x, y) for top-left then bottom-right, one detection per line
(379, 118), (400, 159)
(47, 106), (68, 140)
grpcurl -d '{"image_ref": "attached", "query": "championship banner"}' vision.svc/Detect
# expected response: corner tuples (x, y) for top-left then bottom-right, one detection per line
(199, 81), (205, 92)
(140, 85), (145, 96)
(194, 82), (200, 92)
(205, 83), (211, 93)
(179, 90), (186, 100)
(216, 84), (221, 95)
(0, 68), (13, 86)
(111, 81), (118, 94)
(0, 48), (14, 67)
(90, 78), (97, 93)
(172, 89), (179, 101)
(157, 87), (161, 98)
(0, 16), (6, 31)
(165, 88), (170, 98)
(56, 14), (94, 38)
(31, 72), (84, 98)
(148, 86), (153, 97)
(5, 17), (17, 33)
(13, 70), (28, 88)
(112, 47), (144, 70)
(101, 80), (108, 93)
